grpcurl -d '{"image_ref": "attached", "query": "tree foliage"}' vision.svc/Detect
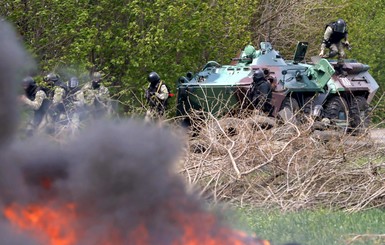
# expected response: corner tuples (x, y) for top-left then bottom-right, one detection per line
(0, 0), (383, 116)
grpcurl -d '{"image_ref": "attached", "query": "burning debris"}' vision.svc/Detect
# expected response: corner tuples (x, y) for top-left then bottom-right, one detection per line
(0, 19), (271, 245)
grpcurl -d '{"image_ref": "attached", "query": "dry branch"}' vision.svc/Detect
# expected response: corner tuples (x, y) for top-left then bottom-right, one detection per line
(178, 111), (385, 211)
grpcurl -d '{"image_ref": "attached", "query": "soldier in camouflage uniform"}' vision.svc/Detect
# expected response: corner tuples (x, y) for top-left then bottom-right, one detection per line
(64, 76), (85, 134)
(319, 18), (350, 60)
(42, 72), (68, 134)
(144, 71), (169, 122)
(82, 71), (111, 120)
(19, 76), (50, 136)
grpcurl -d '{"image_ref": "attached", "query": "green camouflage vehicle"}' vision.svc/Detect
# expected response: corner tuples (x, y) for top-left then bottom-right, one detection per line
(176, 42), (379, 131)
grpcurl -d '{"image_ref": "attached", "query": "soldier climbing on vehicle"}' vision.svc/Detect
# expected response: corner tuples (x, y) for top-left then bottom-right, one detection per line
(319, 18), (350, 60)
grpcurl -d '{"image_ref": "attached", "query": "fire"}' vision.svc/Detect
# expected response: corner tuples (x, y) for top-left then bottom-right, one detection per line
(173, 211), (271, 245)
(4, 202), (271, 245)
(4, 203), (77, 245)
(129, 223), (149, 245)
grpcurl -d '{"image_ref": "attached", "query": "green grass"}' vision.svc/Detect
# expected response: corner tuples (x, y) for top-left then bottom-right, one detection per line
(231, 208), (385, 245)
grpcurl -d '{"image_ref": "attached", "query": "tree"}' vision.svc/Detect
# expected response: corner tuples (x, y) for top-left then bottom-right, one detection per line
(1, 0), (383, 118)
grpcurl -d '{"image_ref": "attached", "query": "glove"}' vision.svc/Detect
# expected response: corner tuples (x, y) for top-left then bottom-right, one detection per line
(145, 90), (155, 99)
(319, 50), (325, 57)
(343, 41), (352, 50)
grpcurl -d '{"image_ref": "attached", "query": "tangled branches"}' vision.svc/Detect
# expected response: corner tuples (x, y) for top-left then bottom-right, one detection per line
(178, 111), (385, 211)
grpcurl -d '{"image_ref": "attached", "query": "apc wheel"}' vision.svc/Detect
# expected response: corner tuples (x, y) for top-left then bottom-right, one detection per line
(324, 96), (349, 124)
(281, 97), (300, 112)
(349, 96), (370, 131)
(279, 97), (299, 123)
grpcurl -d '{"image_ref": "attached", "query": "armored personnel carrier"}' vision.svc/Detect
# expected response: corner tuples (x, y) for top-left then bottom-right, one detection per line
(176, 42), (379, 131)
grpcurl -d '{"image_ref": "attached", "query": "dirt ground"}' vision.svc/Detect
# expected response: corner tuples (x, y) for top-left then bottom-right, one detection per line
(370, 128), (385, 144)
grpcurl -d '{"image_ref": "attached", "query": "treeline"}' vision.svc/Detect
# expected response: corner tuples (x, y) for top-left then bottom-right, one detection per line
(1, 0), (384, 117)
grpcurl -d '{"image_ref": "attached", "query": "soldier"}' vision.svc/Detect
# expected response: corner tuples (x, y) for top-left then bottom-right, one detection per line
(319, 18), (350, 60)
(19, 76), (50, 136)
(249, 69), (273, 116)
(241, 44), (261, 64)
(42, 72), (68, 134)
(64, 76), (85, 133)
(82, 71), (111, 119)
(144, 71), (169, 121)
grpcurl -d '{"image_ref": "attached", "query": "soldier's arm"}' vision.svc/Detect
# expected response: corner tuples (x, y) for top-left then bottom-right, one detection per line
(155, 84), (169, 100)
(102, 87), (110, 99)
(320, 26), (333, 51)
(53, 87), (65, 105)
(21, 90), (47, 110)
(98, 87), (113, 114)
(74, 91), (85, 107)
(96, 87), (110, 103)
(80, 83), (94, 106)
(258, 82), (271, 95)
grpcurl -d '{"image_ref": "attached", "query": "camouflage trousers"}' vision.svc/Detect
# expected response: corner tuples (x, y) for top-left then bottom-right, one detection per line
(329, 42), (346, 60)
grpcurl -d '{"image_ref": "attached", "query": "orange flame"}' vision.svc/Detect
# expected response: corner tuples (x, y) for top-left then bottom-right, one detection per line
(173, 211), (269, 245)
(4, 203), (77, 245)
(4, 203), (270, 245)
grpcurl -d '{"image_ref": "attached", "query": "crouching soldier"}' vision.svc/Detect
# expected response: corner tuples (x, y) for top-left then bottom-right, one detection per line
(249, 69), (274, 116)
(319, 18), (350, 60)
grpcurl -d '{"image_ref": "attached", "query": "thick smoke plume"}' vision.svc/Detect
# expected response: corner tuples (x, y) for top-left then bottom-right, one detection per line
(0, 19), (35, 146)
(1, 120), (194, 244)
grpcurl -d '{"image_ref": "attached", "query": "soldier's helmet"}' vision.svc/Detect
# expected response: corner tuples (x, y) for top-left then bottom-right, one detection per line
(244, 44), (256, 59)
(334, 18), (346, 33)
(253, 69), (264, 81)
(44, 72), (60, 84)
(68, 77), (79, 89)
(147, 72), (160, 84)
(92, 72), (102, 82)
(22, 76), (35, 89)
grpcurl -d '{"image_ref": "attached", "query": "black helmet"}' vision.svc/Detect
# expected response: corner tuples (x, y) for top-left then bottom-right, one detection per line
(22, 76), (35, 88)
(147, 71), (160, 84)
(334, 18), (346, 33)
(253, 69), (264, 81)
(68, 77), (79, 89)
(44, 72), (60, 83)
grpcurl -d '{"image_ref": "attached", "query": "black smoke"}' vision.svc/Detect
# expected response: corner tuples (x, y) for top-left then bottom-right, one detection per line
(0, 120), (194, 244)
(0, 19), (35, 146)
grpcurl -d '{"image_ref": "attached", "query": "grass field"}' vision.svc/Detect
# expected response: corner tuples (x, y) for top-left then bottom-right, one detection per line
(233, 208), (385, 245)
